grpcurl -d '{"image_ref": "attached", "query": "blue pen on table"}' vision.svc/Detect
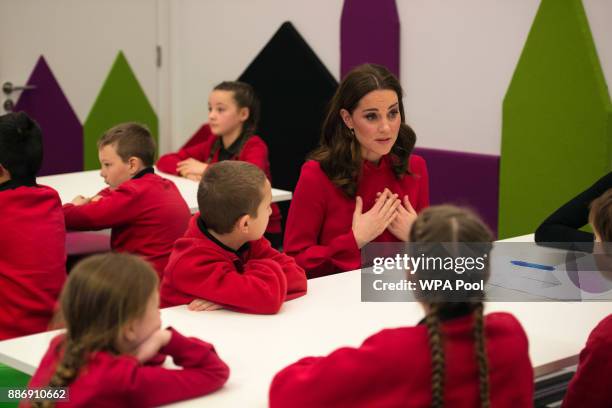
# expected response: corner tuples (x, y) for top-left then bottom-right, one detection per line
(510, 260), (555, 271)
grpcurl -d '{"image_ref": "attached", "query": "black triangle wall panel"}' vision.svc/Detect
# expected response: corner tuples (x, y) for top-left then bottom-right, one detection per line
(239, 22), (338, 226)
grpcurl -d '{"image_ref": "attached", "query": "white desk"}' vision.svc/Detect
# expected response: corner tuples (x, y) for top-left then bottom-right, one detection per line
(497, 233), (535, 243)
(0, 261), (610, 407)
(38, 169), (293, 213)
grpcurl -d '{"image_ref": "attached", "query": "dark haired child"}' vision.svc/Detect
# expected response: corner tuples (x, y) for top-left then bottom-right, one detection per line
(0, 111), (66, 340)
(22, 253), (229, 408)
(563, 189), (612, 408)
(62, 123), (191, 277)
(270, 206), (532, 408)
(284, 64), (429, 279)
(160, 161), (307, 314)
(156, 81), (282, 243)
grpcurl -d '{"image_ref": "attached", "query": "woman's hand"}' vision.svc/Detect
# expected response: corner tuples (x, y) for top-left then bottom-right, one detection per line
(352, 189), (400, 248)
(176, 158), (208, 179)
(387, 195), (417, 242)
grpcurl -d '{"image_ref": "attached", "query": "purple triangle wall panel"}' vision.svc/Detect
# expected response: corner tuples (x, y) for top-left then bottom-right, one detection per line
(340, 0), (400, 78)
(14, 56), (83, 176)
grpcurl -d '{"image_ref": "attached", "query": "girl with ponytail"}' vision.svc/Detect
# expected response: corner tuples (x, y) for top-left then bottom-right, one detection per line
(22, 253), (229, 408)
(156, 81), (283, 246)
(270, 205), (533, 408)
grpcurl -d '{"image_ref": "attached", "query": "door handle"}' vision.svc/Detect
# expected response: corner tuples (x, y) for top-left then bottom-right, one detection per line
(2, 82), (37, 95)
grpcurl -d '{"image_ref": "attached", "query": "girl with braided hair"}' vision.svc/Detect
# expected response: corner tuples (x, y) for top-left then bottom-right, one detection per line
(269, 205), (533, 408)
(21, 253), (229, 408)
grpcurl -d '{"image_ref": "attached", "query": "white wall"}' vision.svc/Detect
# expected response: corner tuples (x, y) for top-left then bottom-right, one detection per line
(169, 0), (612, 156)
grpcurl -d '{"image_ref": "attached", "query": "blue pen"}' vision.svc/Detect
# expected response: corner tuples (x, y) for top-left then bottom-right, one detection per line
(510, 260), (555, 271)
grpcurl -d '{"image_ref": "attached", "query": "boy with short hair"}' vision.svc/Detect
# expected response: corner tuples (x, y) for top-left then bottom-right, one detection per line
(63, 123), (191, 277)
(160, 161), (307, 314)
(0, 112), (66, 339)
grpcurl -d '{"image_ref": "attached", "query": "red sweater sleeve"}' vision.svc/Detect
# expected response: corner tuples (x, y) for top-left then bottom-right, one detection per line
(269, 331), (390, 408)
(563, 318), (612, 408)
(126, 328), (229, 407)
(239, 137), (270, 174)
(250, 239), (307, 301)
(172, 247), (289, 314)
(284, 163), (360, 275)
(62, 185), (140, 230)
(157, 141), (211, 175)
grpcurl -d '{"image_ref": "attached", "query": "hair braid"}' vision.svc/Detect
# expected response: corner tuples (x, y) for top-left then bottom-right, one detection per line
(473, 303), (490, 408)
(425, 303), (445, 408)
(31, 340), (87, 408)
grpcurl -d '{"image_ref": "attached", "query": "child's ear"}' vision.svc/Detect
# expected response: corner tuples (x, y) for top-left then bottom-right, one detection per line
(236, 214), (250, 233)
(238, 107), (249, 122)
(127, 156), (141, 173)
(121, 321), (138, 344)
(339, 109), (353, 129)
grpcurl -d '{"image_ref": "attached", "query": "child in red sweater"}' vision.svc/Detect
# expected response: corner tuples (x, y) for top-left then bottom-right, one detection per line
(563, 189), (612, 408)
(22, 253), (229, 408)
(62, 123), (190, 277)
(0, 112), (66, 340)
(270, 206), (533, 408)
(156, 81), (282, 245)
(284, 64), (429, 278)
(160, 161), (307, 314)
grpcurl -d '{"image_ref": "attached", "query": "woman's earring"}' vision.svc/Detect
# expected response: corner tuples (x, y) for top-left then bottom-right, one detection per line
(349, 128), (355, 136)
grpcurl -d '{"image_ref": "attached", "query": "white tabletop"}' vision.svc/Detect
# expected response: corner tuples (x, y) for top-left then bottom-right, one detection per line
(37, 169), (293, 213)
(0, 258), (610, 407)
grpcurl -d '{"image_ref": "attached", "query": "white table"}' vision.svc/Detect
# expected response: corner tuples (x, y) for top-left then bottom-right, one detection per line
(38, 169), (293, 213)
(0, 259), (610, 407)
(39, 169), (293, 255)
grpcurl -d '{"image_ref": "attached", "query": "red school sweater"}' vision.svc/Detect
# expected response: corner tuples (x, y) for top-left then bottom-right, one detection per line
(269, 312), (533, 408)
(284, 154), (429, 278)
(563, 314), (612, 408)
(182, 123), (214, 150)
(0, 181), (66, 340)
(62, 169), (191, 277)
(160, 214), (307, 314)
(20, 328), (229, 408)
(156, 134), (282, 234)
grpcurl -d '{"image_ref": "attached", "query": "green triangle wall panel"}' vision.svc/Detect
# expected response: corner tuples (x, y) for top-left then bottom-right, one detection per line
(499, 0), (612, 239)
(83, 52), (158, 170)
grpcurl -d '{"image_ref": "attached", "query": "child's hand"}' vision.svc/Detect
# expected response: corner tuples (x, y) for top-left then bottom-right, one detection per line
(71, 195), (91, 206)
(386, 195), (417, 242)
(177, 159), (208, 178)
(352, 189), (400, 248)
(188, 299), (223, 312)
(90, 195), (103, 202)
(133, 329), (172, 363)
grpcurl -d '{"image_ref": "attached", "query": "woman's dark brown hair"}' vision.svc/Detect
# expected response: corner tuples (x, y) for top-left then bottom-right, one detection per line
(32, 253), (158, 408)
(410, 205), (493, 408)
(310, 63), (416, 197)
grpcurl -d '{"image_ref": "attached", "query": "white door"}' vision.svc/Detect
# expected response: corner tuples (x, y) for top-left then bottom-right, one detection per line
(0, 0), (170, 174)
